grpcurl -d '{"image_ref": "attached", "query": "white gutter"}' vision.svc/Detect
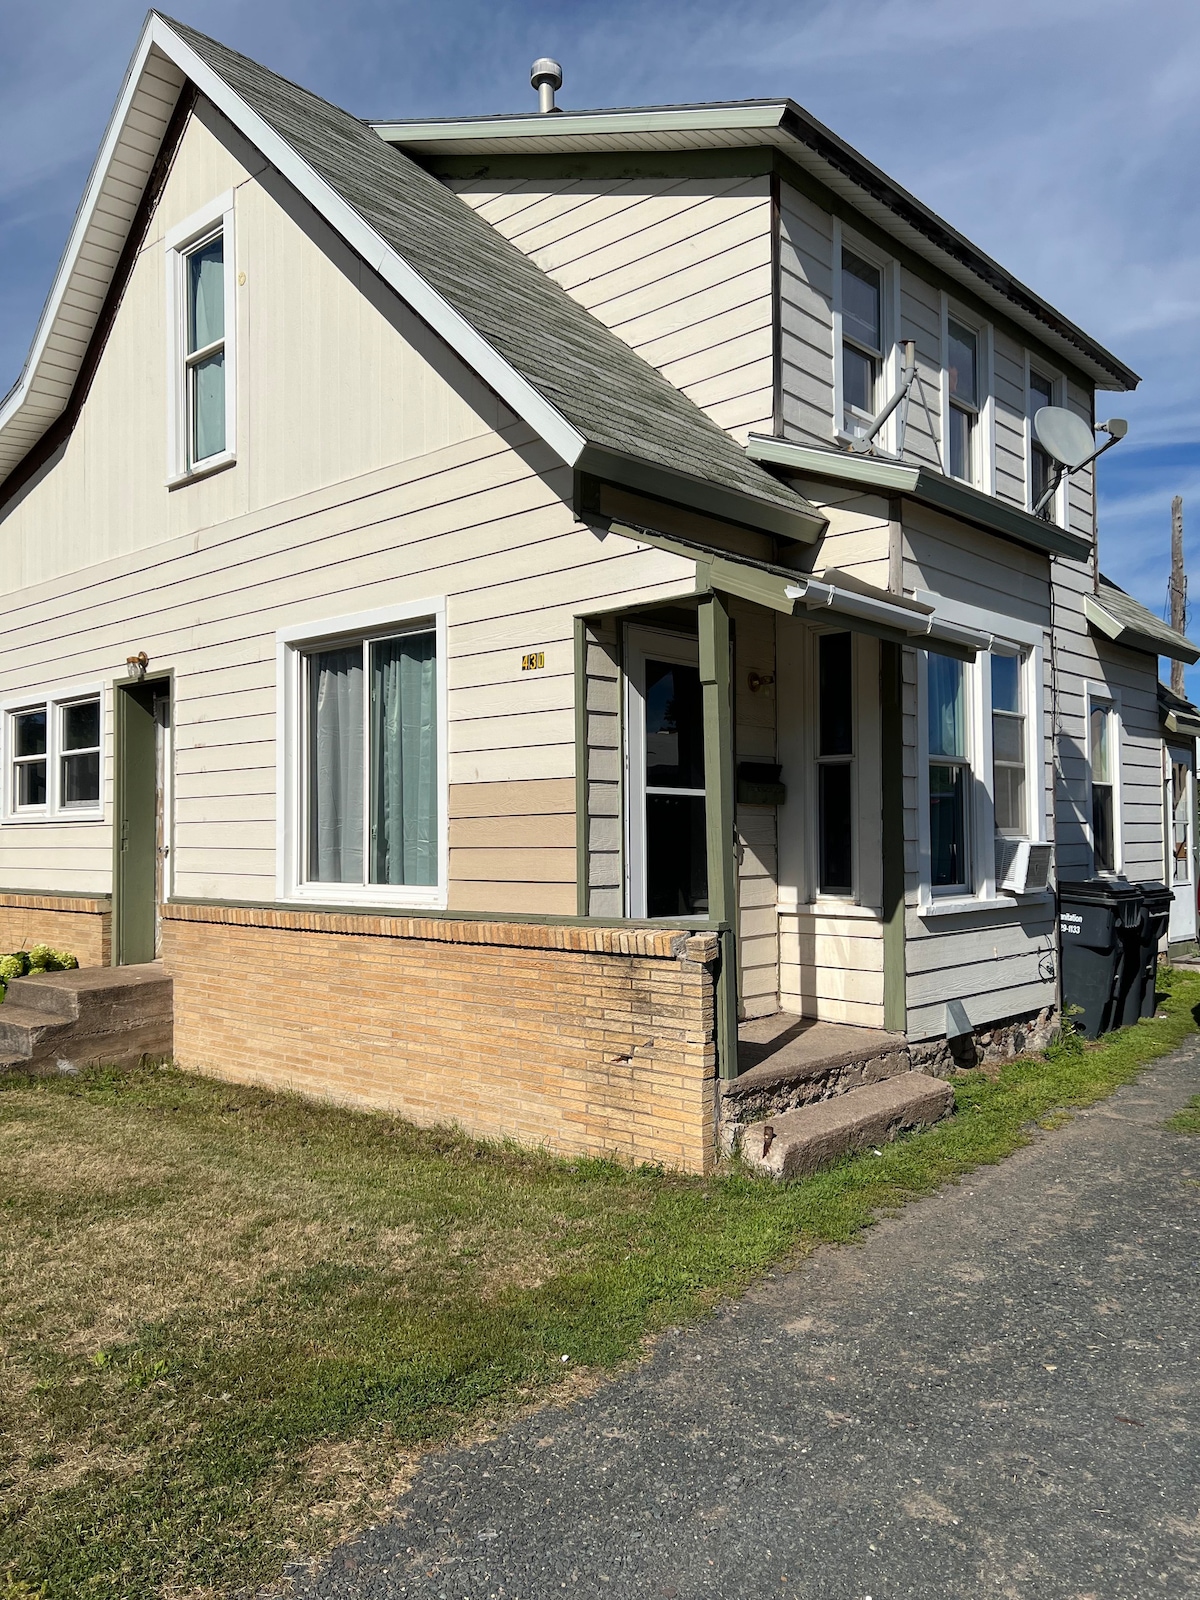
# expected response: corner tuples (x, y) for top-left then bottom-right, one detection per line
(785, 576), (992, 654)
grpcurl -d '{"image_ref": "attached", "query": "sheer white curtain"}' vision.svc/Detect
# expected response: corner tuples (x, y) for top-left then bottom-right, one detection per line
(308, 647), (363, 882)
(371, 633), (437, 886)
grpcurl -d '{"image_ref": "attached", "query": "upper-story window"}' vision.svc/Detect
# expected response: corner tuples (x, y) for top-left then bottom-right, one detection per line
(841, 249), (883, 434)
(1028, 367), (1056, 518)
(946, 319), (979, 483)
(166, 193), (236, 484)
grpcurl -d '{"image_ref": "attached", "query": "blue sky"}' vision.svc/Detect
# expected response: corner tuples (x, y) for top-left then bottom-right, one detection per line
(3, 0), (1199, 683)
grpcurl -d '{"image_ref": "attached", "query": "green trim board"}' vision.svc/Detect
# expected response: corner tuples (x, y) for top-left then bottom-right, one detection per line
(573, 617), (589, 916)
(699, 592), (741, 1079)
(745, 435), (1093, 562)
(879, 641), (907, 1034)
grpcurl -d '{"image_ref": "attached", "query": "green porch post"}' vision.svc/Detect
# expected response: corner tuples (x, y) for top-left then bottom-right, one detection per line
(880, 641), (907, 1033)
(699, 590), (740, 1078)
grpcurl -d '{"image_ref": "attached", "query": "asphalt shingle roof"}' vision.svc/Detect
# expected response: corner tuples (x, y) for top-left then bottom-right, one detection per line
(1094, 575), (1199, 662)
(168, 19), (816, 529)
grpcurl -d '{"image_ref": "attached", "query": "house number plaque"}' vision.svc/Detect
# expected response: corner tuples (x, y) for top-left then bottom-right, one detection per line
(521, 651), (545, 671)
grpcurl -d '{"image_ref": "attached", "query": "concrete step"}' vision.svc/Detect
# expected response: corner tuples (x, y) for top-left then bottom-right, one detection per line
(0, 963), (172, 1074)
(739, 1071), (954, 1180)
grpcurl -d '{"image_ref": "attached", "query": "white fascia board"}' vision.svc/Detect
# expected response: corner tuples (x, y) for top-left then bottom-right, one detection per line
(0, 15), (586, 485)
(149, 19), (585, 469)
(746, 434), (920, 493)
(371, 104), (787, 144)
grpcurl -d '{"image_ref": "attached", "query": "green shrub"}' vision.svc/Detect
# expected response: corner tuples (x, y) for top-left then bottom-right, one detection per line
(0, 945), (78, 1003)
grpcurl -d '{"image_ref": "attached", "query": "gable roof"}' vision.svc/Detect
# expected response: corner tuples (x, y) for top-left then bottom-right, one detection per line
(1085, 575), (1199, 665)
(0, 15), (823, 543)
(374, 101), (1139, 394)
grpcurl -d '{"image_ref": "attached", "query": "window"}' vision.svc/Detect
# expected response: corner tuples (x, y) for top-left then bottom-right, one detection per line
(841, 249), (883, 435)
(1089, 697), (1117, 873)
(946, 318), (979, 483)
(167, 194), (235, 482)
(991, 651), (1026, 837)
(5, 690), (103, 820)
(928, 653), (970, 890)
(303, 629), (438, 889)
(625, 629), (708, 919)
(817, 632), (853, 893)
(1028, 368), (1056, 518)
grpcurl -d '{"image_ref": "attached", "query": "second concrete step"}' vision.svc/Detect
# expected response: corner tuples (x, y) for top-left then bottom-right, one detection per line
(740, 1071), (954, 1180)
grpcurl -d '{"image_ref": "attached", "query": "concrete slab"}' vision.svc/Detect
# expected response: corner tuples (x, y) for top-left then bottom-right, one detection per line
(740, 1070), (954, 1179)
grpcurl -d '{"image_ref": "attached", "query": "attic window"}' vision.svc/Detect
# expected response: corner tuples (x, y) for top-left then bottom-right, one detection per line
(166, 193), (236, 484)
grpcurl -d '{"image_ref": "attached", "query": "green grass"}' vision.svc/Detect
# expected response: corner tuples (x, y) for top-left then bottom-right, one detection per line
(1166, 1093), (1200, 1133)
(3, 971), (1199, 1600)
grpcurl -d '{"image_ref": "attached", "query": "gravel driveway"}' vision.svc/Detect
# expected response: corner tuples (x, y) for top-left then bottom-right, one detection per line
(285, 1042), (1200, 1600)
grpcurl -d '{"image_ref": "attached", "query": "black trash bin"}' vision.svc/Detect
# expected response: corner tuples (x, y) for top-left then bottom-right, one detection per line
(1136, 881), (1173, 1020)
(1058, 879), (1144, 1038)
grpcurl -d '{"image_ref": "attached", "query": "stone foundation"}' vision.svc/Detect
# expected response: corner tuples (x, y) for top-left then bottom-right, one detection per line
(0, 893), (111, 967)
(162, 902), (720, 1173)
(910, 1007), (1059, 1076)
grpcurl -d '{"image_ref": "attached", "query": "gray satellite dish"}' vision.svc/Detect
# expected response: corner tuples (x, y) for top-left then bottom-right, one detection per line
(1033, 406), (1095, 470)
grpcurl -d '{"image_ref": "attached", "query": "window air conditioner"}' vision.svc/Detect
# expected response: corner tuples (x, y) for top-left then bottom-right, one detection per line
(996, 839), (1054, 895)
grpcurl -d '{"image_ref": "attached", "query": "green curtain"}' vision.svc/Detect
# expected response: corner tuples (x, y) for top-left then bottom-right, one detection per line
(371, 633), (437, 886)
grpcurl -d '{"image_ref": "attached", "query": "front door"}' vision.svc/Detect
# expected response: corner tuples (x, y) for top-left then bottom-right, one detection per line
(1168, 743), (1197, 945)
(624, 627), (708, 918)
(113, 678), (171, 964)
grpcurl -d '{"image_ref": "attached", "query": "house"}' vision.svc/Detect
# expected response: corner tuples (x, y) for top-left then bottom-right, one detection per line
(1159, 681), (1200, 950)
(1, 16), (1194, 1171)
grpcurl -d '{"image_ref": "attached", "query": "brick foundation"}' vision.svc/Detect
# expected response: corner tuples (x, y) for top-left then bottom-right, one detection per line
(162, 903), (720, 1173)
(0, 893), (111, 967)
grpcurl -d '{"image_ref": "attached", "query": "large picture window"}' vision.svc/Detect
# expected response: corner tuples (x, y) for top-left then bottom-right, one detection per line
(304, 629), (438, 889)
(4, 688), (103, 821)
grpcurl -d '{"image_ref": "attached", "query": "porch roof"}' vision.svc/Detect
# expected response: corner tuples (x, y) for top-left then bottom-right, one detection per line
(744, 435), (1093, 562)
(603, 520), (993, 659)
(1086, 576), (1200, 665)
(1160, 682), (1200, 739)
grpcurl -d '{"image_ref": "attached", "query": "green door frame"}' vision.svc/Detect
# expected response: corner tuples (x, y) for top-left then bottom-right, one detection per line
(112, 674), (170, 966)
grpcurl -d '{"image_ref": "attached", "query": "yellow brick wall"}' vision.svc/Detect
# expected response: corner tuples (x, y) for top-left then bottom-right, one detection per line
(0, 894), (111, 967)
(162, 904), (719, 1173)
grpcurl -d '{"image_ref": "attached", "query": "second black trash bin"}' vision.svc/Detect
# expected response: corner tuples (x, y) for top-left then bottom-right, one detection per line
(1058, 879), (1144, 1038)
(1135, 881), (1173, 1020)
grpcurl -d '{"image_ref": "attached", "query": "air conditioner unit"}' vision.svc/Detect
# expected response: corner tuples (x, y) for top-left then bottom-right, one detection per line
(996, 839), (1054, 895)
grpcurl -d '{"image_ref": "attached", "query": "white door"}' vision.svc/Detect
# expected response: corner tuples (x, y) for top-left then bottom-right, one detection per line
(1168, 743), (1197, 944)
(624, 626), (708, 919)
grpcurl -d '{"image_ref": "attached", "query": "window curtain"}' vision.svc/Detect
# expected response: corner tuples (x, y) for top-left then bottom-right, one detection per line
(371, 633), (437, 886)
(308, 648), (364, 882)
(928, 654), (965, 757)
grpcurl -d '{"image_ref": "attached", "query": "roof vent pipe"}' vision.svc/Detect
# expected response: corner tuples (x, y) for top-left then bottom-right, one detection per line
(531, 58), (563, 114)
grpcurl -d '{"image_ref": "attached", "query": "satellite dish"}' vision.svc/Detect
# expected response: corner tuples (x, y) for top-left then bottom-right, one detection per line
(1033, 407), (1096, 470)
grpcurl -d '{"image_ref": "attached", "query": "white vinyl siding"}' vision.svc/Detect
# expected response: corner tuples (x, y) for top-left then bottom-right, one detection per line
(450, 172), (774, 441)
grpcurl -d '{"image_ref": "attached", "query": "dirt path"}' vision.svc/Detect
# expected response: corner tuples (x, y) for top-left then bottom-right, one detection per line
(286, 1044), (1200, 1600)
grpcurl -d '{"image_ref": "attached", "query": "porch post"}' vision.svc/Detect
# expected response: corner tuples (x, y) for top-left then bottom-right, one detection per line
(574, 616), (589, 917)
(699, 590), (740, 1078)
(880, 641), (908, 1033)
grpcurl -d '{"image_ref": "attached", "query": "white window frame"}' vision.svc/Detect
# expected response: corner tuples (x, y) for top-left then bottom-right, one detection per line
(914, 593), (1046, 915)
(623, 625), (704, 920)
(275, 599), (449, 909)
(940, 294), (994, 492)
(1024, 353), (1066, 525)
(165, 191), (237, 487)
(1085, 683), (1122, 877)
(1, 682), (105, 824)
(832, 220), (901, 453)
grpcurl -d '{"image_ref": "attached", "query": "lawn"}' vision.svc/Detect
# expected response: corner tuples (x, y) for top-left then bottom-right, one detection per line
(3, 970), (1199, 1600)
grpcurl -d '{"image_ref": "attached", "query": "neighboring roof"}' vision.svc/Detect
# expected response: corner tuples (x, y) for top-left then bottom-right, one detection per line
(603, 518), (989, 661)
(744, 434), (1092, 563)
(1086, 576), (1200, 664)
(373, 101), (1139, 394)
(0, 17), (822, 544)
(1159, 681), (1200, 738)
